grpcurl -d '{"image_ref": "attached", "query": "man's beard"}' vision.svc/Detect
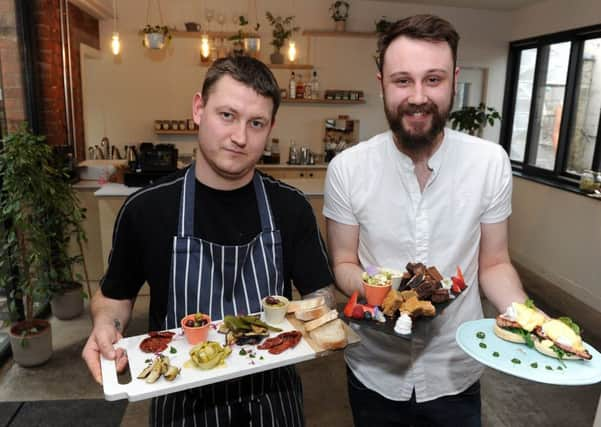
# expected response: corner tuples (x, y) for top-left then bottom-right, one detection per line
(384, 95), (453, 154)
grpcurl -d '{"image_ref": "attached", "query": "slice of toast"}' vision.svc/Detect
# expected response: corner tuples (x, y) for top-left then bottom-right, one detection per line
(304, 309), (339, 332)
(309, 318), (348, 350)
(287, 296), (325, 313)
(294, 304), (330, 321)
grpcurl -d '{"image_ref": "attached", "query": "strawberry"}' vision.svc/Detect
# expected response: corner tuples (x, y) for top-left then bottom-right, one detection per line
(451, 282), (462, 295)
(344, 291), (359, 318)
(352, 305), (365, 320)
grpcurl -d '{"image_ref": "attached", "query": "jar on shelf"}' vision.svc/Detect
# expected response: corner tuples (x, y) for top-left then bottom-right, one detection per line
(179, 120), (186, 130)
(579, 169), (596, 193)
(154, 120), (162, 131)
(594, 171), (601, 191)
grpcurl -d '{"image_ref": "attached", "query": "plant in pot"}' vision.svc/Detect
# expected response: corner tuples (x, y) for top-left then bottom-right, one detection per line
(375, 16), (392, 34)
(141, 24), (172, 50)
(329, 1), (350, 32)
(229, 15), (261, 57)
(265, 12), (299, 65)
(46, 152), (89, 321)
(448, 102), (502, 136)
(0, 124), (66, 367)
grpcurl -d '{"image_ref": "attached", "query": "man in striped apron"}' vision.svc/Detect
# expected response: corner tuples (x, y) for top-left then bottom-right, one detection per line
(83, 56), (335, 426)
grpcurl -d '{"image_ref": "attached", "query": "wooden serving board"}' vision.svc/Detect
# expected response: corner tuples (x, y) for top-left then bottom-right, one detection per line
(101, 314), (359, 402)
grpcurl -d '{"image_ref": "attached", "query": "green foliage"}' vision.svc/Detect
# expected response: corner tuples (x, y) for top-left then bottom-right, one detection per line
(228, 16), (260, 44)
(375, 17), (392, 34)
(141, 24), (171, 37)
(329, 1), (350, 22)
(265, 12), (299, 50)
(449, 102), (501, 136)
(0, 123), (86, 324)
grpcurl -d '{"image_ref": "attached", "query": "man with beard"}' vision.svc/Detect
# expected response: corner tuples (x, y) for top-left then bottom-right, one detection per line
(323, 15), (528, 427)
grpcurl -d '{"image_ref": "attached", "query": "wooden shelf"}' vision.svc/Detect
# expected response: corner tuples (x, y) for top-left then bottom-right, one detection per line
(282, 98), (365, 105)
(269, 63), (313, 70)
(172, 30), (260, 39)
(302, 30), (378, 39)
(155, 130), (196, 135)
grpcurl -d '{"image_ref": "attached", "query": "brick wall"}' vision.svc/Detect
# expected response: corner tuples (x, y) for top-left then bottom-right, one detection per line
(0, 0), (26, 133)
(30, 0), (98, 158)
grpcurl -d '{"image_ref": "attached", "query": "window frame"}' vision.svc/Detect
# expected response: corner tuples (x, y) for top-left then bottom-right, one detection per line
(500, 23), (601, 190)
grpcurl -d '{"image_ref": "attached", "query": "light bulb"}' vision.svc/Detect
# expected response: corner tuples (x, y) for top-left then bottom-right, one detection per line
(288, 41), (297, 63)
(111, 32), (121, 55)
(200, 34), (210, 60)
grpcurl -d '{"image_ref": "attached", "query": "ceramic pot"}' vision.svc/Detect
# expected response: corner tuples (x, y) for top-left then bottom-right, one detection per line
(144, 32), (166, 49)
(50, 282), (84, 320)
(270, 49), (284, 64)
(9, 319), (53, 367)
(243, 37), (261, 58)
(334, 20), (346, 32)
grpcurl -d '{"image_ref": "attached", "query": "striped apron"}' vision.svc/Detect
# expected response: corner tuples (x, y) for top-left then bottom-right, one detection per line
(150, 165), (304, 427)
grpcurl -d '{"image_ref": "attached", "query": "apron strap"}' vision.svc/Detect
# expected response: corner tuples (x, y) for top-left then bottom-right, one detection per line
(179, 164), (196, 237)
(252, 172), (276, 233)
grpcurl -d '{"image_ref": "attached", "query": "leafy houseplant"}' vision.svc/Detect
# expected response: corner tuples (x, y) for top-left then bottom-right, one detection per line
(375, 17), (392, 34)
(141, 24), (172, 50)
(229, 16), (261, 58)
(0, 124), (87, 365)
(265, 12), (299, 64)
(449, 103), (502, 136)
(329, 1), (350, 32)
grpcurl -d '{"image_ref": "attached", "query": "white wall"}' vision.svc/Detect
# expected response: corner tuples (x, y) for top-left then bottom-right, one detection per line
(82, 0), (511, 161)
(508, 0), (601, 310)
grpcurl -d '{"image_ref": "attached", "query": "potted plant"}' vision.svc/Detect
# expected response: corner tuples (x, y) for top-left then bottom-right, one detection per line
(265, 12), (299, 65)
(229, 15), (261, 58)
(141, 24), (171, 50)
(449, 103), (502, 136)
(375, 16), (392, 34)
(46, 151), (89, 321)
(0, 124), (58, 366)
(329, 1), (350, 32)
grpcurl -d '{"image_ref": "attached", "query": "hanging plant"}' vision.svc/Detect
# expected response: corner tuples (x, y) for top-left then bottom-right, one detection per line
(449, 103), (502, 136)
(142, 0), (171, 50)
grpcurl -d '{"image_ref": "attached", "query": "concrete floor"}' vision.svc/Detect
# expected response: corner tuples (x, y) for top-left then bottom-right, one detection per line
(1, 276), (601, 427)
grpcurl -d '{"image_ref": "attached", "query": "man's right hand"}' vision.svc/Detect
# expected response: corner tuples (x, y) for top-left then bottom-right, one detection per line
(82, 323), (128, 384)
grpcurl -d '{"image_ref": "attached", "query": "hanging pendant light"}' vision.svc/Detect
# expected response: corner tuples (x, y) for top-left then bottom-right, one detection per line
(288, 40), (297, 63)
(200, 33), (211, 61)
(111, 0), (121, 55)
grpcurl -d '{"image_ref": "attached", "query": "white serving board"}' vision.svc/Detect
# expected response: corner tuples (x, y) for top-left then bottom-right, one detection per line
(101, 317), (316, 402)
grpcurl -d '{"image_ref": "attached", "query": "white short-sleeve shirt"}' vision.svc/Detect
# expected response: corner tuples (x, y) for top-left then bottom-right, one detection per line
(323, 128), (512, 402)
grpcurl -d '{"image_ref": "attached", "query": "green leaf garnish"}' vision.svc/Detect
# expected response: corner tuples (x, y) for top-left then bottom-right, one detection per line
(169, 346), (177, 354)
(524, 298), (536, 309)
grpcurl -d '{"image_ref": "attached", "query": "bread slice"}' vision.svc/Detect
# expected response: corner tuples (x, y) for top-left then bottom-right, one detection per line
(304, 309), (339, 332)
(294, 304), (329, 321)
(309, 318), (348, 350)
(287, 296), (325, 313)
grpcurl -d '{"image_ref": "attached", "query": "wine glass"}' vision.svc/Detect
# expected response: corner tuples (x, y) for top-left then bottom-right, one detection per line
(205, 8), (214, 31)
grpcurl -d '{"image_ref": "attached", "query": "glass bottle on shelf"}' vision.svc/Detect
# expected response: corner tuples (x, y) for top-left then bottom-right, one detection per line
(289, 72), (296, 99)
(296, 73), (305, 99)
(271, 138), (280, 164)
(304, 76), (312, 99)
(310, 70), (320, 100)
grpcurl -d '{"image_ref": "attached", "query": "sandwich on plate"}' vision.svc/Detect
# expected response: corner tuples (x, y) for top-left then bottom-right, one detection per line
(494, 300), (547, 347)
(533, 317), (592, 361)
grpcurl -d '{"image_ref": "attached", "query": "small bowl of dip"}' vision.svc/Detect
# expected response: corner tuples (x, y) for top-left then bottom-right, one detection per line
(181, 313), (211, 345)
(262, 295), (290, 324)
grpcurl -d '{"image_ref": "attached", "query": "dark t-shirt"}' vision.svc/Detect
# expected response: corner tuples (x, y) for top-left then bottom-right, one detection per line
(100, 168), (333, 330)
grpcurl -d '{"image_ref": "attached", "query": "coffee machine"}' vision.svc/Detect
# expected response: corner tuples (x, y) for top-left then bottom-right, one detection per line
(123, 143), (178, 187)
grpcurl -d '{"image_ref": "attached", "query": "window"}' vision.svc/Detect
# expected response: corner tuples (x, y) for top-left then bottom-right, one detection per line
(501, 24), (601, 189)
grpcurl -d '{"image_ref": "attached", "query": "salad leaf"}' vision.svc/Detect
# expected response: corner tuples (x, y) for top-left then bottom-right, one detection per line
(524, 298), (536, 309)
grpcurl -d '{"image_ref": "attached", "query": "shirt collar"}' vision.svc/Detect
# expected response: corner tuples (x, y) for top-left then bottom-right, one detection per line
(388, 129), (449, 174)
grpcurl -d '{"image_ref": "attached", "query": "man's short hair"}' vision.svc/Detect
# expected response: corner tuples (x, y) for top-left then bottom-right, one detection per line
(376, 14), (460, 73)
(201, 55), (281, 121)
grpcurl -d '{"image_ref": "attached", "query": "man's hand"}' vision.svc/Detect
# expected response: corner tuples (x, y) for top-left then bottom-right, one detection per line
(82, 321), (128, 384)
